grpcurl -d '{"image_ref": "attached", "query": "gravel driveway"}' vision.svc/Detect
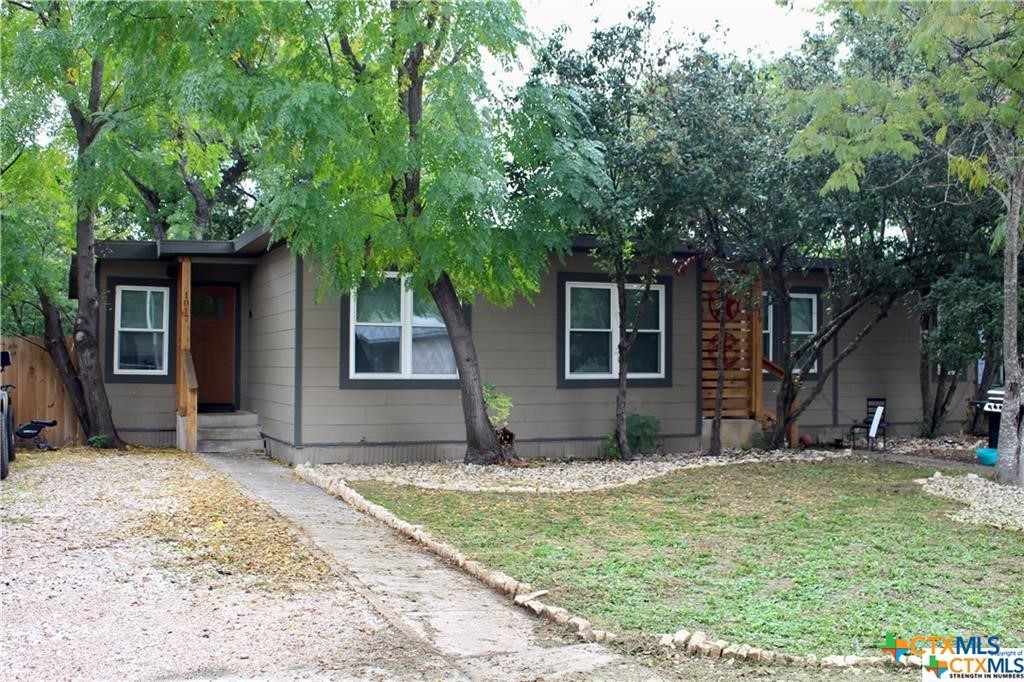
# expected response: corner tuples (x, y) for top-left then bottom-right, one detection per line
(0, 449), (452, 681)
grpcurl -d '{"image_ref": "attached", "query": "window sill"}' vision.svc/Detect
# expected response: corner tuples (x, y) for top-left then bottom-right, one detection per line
(557, 376), (672, 389)
(339, 377), (461, 389)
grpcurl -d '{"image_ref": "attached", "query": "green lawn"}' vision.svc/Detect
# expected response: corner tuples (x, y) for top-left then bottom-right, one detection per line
(352, 460), (1024, 656)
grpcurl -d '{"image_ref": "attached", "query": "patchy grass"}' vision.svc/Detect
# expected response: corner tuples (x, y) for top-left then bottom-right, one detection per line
(352, 460), (1024, 656)
(136, 461), (335, 587)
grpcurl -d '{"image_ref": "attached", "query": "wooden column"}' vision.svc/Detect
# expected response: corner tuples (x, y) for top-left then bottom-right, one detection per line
(175, 257), (197, 452)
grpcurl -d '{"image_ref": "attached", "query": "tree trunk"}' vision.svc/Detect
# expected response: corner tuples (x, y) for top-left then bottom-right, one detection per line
(770, 277), (795, 448)
(38, 289), (91, 435)
(918, 309), (935, 436)
(614, 279), (632, 459)
(180, 157), (212, 240)
(995, 171), (1022, 486)
(708, 281), (726, 455)
(124, 170), (170, 240)
(428, 273), (505, 465)
(67, 57), (124, 449)
(925, 368), (959, 438)
(917, 308), (961, 438)
(73, 207), (124, 448)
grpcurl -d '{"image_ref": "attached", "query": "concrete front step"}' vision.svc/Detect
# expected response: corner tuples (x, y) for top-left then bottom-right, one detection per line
(198, 411), (259, 428)
(197, 438), (265, 453)
(198, 426), (263, 441)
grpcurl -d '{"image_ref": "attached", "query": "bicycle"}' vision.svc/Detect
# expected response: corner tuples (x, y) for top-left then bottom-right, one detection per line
(1, 351), (12, 479)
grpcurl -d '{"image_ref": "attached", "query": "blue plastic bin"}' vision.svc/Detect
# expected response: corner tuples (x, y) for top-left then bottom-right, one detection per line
(976, 447), (998, 466)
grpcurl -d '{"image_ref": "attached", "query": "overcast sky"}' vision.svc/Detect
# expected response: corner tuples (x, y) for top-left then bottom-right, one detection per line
(489, 0), (828, 89)
(524, 0), (826, 56)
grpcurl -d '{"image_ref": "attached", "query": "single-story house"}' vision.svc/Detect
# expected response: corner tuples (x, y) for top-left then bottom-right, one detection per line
(79, 229), (972, 464)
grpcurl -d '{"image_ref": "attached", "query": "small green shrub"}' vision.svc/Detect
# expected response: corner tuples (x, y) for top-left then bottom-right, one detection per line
(602, 433), (622, 459)
(627, 413), (661, 453)
(87, 435), (108, 448)
(603, 414), (662, 458)
(746, 429), (774, 451)
(482, 382), (513, 430)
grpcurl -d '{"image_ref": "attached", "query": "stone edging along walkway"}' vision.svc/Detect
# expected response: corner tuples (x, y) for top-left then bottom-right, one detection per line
(295, 458), (915, 671)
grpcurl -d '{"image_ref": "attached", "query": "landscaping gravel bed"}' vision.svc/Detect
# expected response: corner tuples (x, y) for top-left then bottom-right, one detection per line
(312, 449), (851, 493)
(887, 435), (986, 464)
(0, 448), (453, 681)
(919, 471), (1024, 531)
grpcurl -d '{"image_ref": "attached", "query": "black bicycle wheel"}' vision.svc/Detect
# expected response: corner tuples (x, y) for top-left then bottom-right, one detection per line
(1, 409), (9, 480)
(5, 407), (14, 462)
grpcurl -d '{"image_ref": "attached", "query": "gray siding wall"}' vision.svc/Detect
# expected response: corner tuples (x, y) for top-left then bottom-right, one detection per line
(243, 246), (296, 446)
(100, 260), (257, 446)
(761, 277), (973, 439)
(294, 253), (700, 464)
(99, 261), (177, 445)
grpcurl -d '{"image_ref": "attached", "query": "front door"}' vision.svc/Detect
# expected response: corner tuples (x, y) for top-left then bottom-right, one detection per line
(192, 286), (237, 411)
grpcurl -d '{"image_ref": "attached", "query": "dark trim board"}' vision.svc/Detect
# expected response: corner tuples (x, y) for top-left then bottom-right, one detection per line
(294, 256), (303, 447)
(555, 271), (674, 389)
(695, 259), (703, 436)
(104, 276), (177, 384)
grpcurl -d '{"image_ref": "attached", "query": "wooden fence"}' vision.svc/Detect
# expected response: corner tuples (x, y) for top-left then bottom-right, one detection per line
(1, 337), (83, 447)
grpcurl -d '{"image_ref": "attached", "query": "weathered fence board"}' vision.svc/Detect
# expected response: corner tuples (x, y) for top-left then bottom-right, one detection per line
(1, 337), (83, 447)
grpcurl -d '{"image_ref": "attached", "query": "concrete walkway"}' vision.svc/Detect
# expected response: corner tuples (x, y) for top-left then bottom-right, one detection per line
(202, 454), (660, 681)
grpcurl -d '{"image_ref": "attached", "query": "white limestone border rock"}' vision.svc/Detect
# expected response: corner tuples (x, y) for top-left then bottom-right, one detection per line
(656, 627), (913, 669)
(296, 461), (916, 670)
(295, 464), (616, 645)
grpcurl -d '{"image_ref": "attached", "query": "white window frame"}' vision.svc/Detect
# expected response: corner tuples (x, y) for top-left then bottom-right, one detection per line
(349, 273), (458, 380)
(789, 292), (818, 374)
(113, 285), (170, 376)
(762, 292), (773, 364)
(564, 281), (666, 381)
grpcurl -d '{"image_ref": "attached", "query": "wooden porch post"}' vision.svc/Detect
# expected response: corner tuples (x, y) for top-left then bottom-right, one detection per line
(175, 257), (197, 452)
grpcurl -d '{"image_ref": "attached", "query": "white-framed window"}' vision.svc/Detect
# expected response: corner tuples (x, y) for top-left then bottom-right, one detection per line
(565, 281), (666, 380)
(762, 293), (773, 363)
(113, 285), (170, 375)
(789, 292), (818, 373)
(350, 274), (457, 379)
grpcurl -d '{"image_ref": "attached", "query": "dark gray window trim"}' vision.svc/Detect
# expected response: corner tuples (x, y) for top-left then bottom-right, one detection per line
(695, 262), (703, 435)
(338, 290), (469, 390)
(104, 276), (177, 384)
(192, 280), (242, 411)
(556, 271), (674, 389)
(764, 285), (823, 383)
